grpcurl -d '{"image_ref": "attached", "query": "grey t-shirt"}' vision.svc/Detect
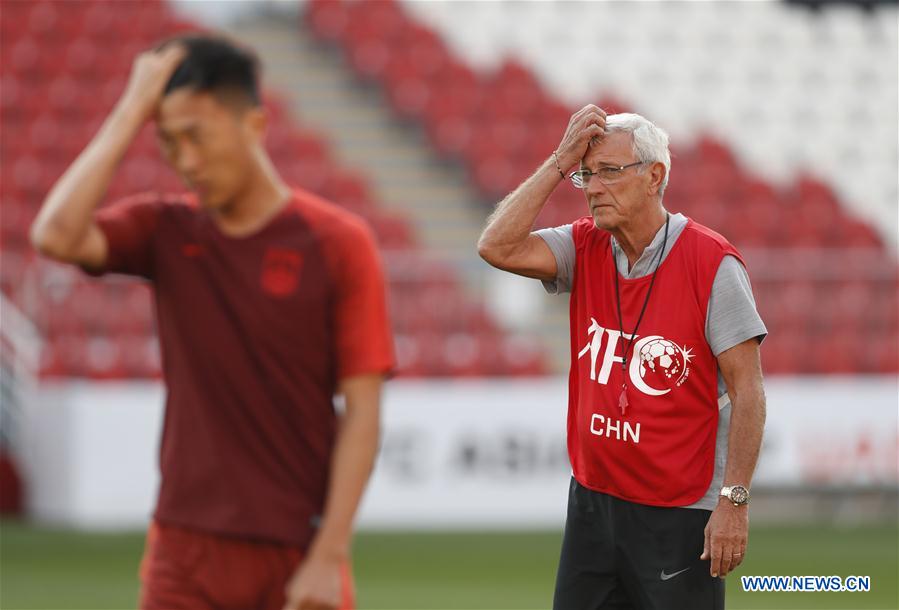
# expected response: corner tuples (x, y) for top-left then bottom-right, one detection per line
(535, 212), (767, 510)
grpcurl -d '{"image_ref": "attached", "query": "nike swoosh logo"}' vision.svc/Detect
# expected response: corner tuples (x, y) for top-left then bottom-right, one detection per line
(660, 567), (691, 581)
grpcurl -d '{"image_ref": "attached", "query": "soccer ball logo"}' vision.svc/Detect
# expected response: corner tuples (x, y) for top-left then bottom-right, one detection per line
(638, 338), (690, 387)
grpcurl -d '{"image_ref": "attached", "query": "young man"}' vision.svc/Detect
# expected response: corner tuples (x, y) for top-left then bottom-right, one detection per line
(30, 36), (394, 610)
(478, 107), (767, 609)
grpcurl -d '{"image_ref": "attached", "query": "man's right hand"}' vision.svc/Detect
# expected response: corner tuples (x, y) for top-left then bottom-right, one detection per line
(118, 44), (187, 123)
(554, 104), (608, 171)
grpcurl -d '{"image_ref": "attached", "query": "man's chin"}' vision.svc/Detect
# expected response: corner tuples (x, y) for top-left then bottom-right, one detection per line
(591, 208), (616, 230)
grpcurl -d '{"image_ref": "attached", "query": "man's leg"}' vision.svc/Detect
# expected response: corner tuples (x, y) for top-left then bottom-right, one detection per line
(553, 478), (636, 610)
(614, 499), (725, 610)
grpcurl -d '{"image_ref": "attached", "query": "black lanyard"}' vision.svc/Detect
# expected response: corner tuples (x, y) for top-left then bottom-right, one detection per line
(613, 213), (670, 416)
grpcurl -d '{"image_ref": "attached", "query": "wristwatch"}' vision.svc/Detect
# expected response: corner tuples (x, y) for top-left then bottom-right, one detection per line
(720, 485), (750, 506)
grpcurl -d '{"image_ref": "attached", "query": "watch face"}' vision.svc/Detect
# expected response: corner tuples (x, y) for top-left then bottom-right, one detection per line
(730, 486), (749, 504)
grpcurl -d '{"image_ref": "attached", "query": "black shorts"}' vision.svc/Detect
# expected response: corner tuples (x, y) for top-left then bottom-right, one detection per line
(553, 477), (725, 610)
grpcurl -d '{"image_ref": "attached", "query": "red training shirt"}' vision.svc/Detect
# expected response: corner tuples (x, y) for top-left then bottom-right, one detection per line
(84, 188), (395, 547)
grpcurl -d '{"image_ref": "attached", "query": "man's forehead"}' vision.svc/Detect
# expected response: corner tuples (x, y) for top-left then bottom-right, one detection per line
(157, 90), (225, 132)
(582, 131), (634, 164)
(156, 115), (201, 135)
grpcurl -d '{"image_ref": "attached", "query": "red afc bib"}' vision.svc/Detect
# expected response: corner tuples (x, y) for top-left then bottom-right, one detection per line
(567, 216), (745, 506)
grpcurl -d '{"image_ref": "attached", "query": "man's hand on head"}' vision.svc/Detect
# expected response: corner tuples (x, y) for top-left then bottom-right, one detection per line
(555, 104), (607, 171)
(118, 43), (187, 123)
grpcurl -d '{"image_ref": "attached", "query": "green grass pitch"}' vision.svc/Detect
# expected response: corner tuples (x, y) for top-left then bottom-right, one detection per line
(1, 520), (896, 609)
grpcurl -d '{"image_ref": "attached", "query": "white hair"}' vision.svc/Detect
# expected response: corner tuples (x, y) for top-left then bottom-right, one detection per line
(604, 113), (671, 195)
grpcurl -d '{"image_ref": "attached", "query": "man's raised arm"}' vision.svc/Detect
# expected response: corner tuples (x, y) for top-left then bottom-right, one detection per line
(477, 104), (606, 280)
(29, 44), (185, 268)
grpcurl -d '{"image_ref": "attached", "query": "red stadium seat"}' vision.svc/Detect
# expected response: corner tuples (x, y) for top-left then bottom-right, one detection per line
(836, 219), (883, 249)
(320, 172), (375, 214)
(344, 0), (407, 46)
(305, 0), (350, 43)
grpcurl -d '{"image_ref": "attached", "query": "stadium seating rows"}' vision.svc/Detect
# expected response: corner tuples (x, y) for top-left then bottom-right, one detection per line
(304, 0), (898, 374)
(400, 0), (898, 247)
(1, 0), (546, 378)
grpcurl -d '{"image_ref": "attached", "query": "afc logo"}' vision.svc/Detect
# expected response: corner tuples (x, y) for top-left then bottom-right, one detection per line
(578, 317), (694, 397)
(260, 247), (303, 297)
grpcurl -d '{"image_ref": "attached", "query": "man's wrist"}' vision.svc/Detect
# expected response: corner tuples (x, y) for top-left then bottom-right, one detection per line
(719, 484), (750, 506)
(538, 156), (564, 187)
(111, 97), (151, 130)
(550, 151), (566, 180)
(717, 495), (748, 508)
(308, 528), (351, 562)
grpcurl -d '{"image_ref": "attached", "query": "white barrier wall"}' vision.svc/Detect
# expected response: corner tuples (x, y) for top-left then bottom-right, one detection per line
(20, 377), (898, 530)
(22, 381), (164, 528)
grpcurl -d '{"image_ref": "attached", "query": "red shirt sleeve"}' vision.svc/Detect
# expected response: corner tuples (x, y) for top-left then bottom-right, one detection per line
(84, 193), (163, 279)
(329, 217), (396, 380)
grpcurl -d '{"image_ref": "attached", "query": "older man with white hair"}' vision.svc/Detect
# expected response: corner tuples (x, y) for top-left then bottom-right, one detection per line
(478, 106), (767, 609)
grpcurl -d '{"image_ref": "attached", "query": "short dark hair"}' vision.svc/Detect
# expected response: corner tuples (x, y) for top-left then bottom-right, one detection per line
(162, 35), (261, 107)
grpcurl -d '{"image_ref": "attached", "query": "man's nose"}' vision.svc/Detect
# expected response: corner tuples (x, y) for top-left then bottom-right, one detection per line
(176, 144), (201, 175)
(585, 175), (607, 195)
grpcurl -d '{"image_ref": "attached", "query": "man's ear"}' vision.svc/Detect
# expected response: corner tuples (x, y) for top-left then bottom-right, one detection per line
(647, 162), (666, 196)
(243, 105), (268, 143)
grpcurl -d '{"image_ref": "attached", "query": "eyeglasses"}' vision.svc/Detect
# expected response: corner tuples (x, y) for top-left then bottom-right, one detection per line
(569, 161), (647, 188)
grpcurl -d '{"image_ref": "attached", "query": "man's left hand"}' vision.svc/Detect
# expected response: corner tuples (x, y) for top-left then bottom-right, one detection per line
(282, 554), (342, 610)
(700, 501), (748, 578)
